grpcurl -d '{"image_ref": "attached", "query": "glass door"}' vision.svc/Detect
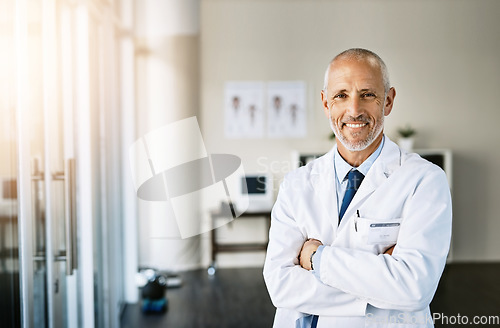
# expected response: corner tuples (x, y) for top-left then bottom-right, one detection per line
(5, 1), (129, 327)
(6, 0), (79, 327)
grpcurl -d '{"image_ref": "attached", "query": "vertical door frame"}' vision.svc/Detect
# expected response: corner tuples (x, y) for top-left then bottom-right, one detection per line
(15, 0), (34, 326)
(74, 3), (95, 328)
(60, 1), (79, 327)
(41, 0), (58, 326)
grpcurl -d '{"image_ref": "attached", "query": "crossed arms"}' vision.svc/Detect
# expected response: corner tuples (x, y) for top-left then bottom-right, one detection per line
(299, 239), (395, 271)
(263, 169), (452, 316)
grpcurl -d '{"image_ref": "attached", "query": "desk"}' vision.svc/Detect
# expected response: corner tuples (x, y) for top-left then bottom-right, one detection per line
(209, 205), (271, 273)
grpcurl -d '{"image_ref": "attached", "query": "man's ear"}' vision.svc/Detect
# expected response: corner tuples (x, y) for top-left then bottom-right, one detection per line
(384, 87), (396, 116)
(321, 90), (330, 118)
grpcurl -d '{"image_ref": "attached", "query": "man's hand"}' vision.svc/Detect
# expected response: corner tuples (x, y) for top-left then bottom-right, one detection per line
(384, 245), (396, 255)
(299, 238), (323, 270)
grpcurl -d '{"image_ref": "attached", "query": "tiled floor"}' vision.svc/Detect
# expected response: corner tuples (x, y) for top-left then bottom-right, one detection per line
(120, 263), (500, 328)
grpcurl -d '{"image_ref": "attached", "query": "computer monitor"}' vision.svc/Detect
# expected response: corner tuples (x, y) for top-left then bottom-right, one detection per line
(235, 174), (274, 213)
(415, 149), (453, 191)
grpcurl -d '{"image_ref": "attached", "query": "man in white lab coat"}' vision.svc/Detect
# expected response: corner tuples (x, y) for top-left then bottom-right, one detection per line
(263, 48), (452, 328)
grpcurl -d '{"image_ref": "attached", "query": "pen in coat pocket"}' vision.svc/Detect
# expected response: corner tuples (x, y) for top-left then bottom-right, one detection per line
(355, 210), (360, 231)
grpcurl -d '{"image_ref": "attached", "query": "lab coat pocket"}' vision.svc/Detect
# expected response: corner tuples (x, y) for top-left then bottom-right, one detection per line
(353, 217), (403, 253)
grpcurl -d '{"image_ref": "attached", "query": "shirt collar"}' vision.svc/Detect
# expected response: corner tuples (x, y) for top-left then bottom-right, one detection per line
(334, 135), (385, 183)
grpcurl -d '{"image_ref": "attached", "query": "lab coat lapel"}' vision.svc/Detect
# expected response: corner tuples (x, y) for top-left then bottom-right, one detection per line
(338, 137), (402, 230)
(311, 147), (339, 233)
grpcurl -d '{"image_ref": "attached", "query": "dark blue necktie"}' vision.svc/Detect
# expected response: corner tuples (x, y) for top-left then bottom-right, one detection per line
(310, 170), (364, 328)
(338, 170), (365, 222)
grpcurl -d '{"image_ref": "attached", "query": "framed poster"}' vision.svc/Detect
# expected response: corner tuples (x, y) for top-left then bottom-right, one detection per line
(224, 81), (265, 139)
(267, 81), (306, 138)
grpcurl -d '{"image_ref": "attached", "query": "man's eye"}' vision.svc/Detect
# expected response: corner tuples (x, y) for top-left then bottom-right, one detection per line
(362, 93), (376, 98)
(334, 94), (346, 99)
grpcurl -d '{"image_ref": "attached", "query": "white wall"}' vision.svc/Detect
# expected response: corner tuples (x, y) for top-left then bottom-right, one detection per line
(200, 0), (500, 265)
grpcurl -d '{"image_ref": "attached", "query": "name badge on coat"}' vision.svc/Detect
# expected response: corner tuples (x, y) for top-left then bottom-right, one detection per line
(367, 222), (401, 244)
(353, 217), (403, 250)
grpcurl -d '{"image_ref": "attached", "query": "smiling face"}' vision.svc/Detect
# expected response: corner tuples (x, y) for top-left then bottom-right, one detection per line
(322, 57), (396, 164)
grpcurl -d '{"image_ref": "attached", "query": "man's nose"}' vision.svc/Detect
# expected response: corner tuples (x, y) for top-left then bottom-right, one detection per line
(345, 97), (362, 117)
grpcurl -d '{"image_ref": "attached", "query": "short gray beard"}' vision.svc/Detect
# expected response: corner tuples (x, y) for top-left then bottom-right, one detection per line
(328, 107), (384, 152)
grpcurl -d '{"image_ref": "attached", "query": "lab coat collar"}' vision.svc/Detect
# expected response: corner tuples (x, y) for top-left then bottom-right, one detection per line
(334, 135), (385, 184)
(311, 136), (402, 232)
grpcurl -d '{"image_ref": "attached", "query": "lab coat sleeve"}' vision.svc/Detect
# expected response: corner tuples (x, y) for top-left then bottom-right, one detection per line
(263, 181), (367, 316)
(317, 168), (452, 312)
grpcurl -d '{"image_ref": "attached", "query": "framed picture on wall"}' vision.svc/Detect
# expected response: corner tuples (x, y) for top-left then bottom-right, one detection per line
(224, 81), (265, 139)
(267, 81), (307, 138)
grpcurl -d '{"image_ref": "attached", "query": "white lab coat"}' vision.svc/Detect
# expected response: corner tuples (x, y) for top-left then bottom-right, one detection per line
(263, 137), (452, 328)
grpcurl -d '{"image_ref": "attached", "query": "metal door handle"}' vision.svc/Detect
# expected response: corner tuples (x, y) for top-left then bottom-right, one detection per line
(31, 158), (78, 275)
(64, 158), (78, 275)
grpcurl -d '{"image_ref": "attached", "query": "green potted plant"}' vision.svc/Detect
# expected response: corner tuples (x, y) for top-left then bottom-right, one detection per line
(397, 124), (416, 152)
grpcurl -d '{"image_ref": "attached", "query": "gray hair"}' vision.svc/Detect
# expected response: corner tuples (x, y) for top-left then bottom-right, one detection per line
(323, 48), (390, 95)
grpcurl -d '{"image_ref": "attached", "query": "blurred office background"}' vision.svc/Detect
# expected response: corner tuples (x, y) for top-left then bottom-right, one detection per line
(1, 0), (500, 327)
